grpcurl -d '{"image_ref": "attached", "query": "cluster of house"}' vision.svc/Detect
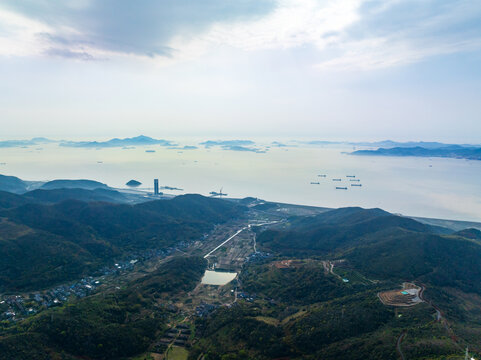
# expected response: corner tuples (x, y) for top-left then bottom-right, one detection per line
(237, 291), (257, 302)
(246, 251), (271, 263)
(0, 238), (201, 323)
(0, 295), (28, 320)
(0, 277), (100, 321)
(195, 302), (218, 317)
(99, 258), (139, 276)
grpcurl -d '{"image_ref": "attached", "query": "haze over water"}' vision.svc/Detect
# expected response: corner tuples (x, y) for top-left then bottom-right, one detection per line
(1, 140), (480, 222)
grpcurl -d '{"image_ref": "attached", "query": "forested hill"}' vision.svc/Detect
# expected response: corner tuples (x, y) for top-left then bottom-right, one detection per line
(256, 207), (481, 294)
(0, 256), (207, 360)
(0, 193), (245, 291)
(0, 175), (27, 193)
(22, 188), (128, 204)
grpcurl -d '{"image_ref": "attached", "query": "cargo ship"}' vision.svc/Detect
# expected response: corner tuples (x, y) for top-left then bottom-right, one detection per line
(336, 186), (348, 190)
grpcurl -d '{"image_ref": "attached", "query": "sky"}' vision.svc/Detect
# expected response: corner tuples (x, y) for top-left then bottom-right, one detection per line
(0, 0), (480, 143)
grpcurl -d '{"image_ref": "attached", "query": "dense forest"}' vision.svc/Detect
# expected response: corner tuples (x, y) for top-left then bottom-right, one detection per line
(255, 207), (481, 294)
(0, 192), (245, 291)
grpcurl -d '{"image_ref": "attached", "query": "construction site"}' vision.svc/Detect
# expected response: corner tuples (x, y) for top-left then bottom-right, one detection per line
(378, 282), (423, 307)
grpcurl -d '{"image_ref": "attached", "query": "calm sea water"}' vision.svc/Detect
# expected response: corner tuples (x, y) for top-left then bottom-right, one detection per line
(1, 140), (480, 222)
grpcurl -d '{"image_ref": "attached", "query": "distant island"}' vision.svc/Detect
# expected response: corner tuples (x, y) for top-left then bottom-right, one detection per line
(352, 146), (481, 160)
(41, 179), (109, 190)
(200, 140), (267, 153)
(0, 137), (54, 148)
(0, 175), (112, 194)
(200, 140), (256, 148)
(126, 180), (142, 187)
(308, 139), (480, 149)
(60, 135), (175, 148)
(2, 137), (479, 153)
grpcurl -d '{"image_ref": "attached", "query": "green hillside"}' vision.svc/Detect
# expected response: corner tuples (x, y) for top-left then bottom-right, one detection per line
(1, 201), (480, 359)
(256, 208), (481, 294)
(0, 256), (207, 360)
(0, 193), (245, 291)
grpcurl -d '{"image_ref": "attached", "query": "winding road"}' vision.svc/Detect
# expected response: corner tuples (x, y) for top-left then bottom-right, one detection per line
(396, 332), (407, 360)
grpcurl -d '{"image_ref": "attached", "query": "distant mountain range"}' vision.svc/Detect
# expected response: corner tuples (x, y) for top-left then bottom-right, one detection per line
(2, 136), (479, 152)
(60, 135), (175, 148)
(0, 135), (176, 149)
(352, 145), (481, 160)
(307, 139), (480, 149)
(0, 137), (54, 148)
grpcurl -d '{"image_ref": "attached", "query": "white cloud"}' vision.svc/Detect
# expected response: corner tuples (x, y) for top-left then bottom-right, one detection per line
(1, 0), (480, 71)
(167, 0), (481, 71)
(202, 0), (362, 51)
(315, 37), (481, 71)
(167, 0), (363, 59)
(0, 7), (113, 60)
(313, 0), (481, 71)
(0, 8), (50, 57)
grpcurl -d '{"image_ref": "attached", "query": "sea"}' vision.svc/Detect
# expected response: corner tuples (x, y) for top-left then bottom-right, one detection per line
(1, 139), (480, 222)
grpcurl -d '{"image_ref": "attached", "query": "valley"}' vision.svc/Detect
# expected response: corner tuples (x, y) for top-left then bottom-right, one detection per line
(0, 192), (481, 359)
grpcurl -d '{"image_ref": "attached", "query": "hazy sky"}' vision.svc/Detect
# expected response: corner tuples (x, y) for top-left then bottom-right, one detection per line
(0, 0), (480, 142)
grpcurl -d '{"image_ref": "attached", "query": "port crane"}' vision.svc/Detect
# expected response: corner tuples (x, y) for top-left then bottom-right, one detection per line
(209, 187), (228, 198)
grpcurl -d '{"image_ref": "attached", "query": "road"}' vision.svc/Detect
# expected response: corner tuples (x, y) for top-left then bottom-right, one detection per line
(203, 221), (281, 258)
(417, 284), (462, 350)
(418, 284), (442, 321)
(396, 332), (406, 360)
(203, 227), (247, 258)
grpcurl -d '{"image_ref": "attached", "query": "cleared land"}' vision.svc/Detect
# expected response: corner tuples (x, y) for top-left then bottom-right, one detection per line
(379, 282), (423, 307)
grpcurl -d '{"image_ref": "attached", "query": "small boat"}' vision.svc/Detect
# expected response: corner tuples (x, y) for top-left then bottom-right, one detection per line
(317, 174), (327, 177)
(346, 175), (355, 178)
(336, 187), (348, 190)
(310, 182), (320, 185)
(351, 184), (362, 187)
(349, 179), (360, 182)
(332, 178), (342, 181)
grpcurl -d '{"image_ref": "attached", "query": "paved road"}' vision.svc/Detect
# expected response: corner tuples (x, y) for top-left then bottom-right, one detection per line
(204, 227), (247, 258)
(203, 221), (280, 258)
(418, 284), (443, 321)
